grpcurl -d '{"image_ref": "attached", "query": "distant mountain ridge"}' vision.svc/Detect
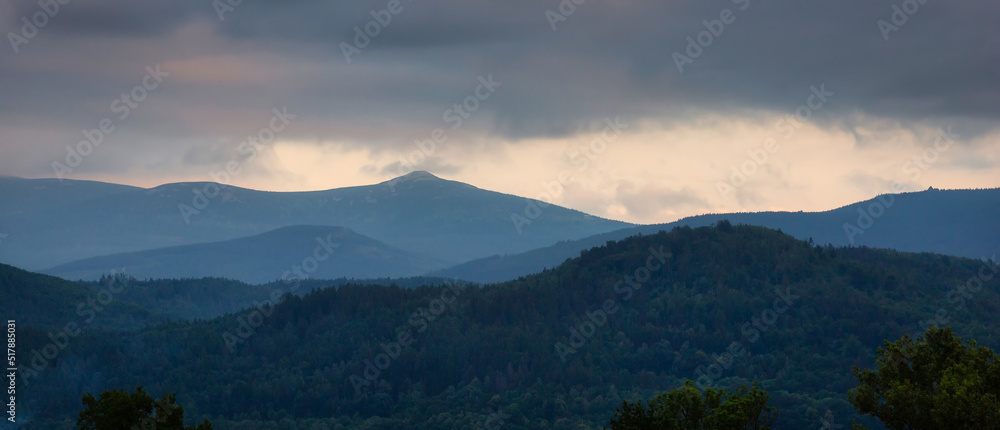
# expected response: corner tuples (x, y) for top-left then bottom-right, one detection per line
(0, 176), (141, 217)
(46, 225), (446, 283)
(433, 188), (1000, 283)
(0, 172), (630, 270)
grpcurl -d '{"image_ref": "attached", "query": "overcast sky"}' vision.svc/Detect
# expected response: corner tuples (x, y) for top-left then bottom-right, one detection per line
(1, 0), (998, 224)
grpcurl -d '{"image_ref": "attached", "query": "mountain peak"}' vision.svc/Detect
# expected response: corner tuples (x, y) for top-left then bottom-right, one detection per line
(379, 171), (443, 188)
(396, 171), (440, 182)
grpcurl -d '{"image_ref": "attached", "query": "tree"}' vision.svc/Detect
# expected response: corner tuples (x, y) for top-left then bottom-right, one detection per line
(606, 380), (775, 429)
(77, 386), (212, 430)
(849, 326), (1000, 430)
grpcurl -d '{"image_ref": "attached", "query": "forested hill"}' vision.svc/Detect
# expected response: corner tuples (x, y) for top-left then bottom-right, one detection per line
(433, 187), (1000, 283)
(0, 263), (165, 330)
(19, 224), (1000, 429)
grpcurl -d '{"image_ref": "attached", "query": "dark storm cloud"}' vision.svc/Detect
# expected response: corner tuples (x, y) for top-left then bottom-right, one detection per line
(1, 0), (998, 178)
(39, 0), (200, 37)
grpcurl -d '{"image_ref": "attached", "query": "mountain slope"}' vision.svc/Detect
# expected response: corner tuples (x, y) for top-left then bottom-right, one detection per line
(0, 263), (163, 331)
(45, 225), (448, 283)
(1, 261), (463, 329)
(0, 176), (140, 217)
(17, 225), (1000, 429)
(434, 188), (1000, 283)
(0, 172), (630, 270)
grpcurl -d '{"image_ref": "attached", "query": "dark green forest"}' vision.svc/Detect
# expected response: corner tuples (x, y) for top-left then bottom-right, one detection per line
(12, 224), (1000, 429)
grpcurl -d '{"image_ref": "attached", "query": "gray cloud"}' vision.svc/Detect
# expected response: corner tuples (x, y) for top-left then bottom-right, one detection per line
(379, 157), (462, 177)
(1, 0), (998, 179)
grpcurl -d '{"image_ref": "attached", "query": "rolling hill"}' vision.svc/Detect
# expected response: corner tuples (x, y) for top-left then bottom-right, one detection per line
(0, 261), (464, 330)
(45, 225), (448, 284)
(434, 187), (1000, 283)
(0, 263), (165, 331)
(16, 224), (1000, 429)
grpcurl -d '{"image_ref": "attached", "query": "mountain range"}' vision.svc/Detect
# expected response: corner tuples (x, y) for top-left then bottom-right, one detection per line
(434, 187), (1000, 283)
(12, 224), (1000, 429)
(1, 173), (997, 285)
(0, 172), (629, 272)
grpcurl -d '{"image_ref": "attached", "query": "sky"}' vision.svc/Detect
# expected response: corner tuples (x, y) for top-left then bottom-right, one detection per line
(1, 0), (998, 224)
